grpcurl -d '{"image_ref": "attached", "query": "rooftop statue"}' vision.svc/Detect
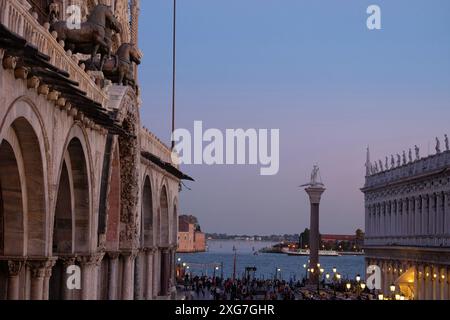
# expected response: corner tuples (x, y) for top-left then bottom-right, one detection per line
(391, 155), (395, 169)
(408, 148), (413, 163)
(397, 154), (401, 167)
(415, 145), (420, 161)
(402, 151), (407, 165)
(385, 157), (389, 171)
(445, 134), (449, 151)
(436, 137), (441, 154)
(378, 160), (384, 172)
(50, 4), (122, 71)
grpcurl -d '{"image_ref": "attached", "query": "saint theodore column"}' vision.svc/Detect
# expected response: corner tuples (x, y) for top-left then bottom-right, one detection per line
(301, 166), (325, 285)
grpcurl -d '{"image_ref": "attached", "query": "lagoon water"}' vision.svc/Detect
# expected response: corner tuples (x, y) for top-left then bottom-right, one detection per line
(177, 240), (365, 282)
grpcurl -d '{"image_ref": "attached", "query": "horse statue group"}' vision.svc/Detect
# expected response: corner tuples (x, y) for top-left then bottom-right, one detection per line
(50, 4), (140, 88)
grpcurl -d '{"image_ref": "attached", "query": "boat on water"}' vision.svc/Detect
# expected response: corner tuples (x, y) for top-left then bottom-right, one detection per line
(282, 248), (340, 257)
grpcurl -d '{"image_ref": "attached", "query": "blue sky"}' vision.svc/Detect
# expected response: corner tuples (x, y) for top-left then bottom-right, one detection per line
(138, 0), (450, 235)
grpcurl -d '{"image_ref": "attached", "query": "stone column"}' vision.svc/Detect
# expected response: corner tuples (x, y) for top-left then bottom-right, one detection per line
(134, 250), (143, 300)
(415, 265), (422, 300)
(432, 266), (438, 300)
(439, 267), (446, 300)
(430, 195), (436, 236)
(145, 248), (155, 300)
(121, 250), (137, 300)
(107, 252), (120, 300)
(160, 248), (170, 296)
(436, 193), (443, 236)
(415, 197), (421, 237)
(402, 199), (408, 237)
(305, 186), (325, 286)
(381, 203), (386, 237)
(6, 260), (24, 300)
(43, 260), (56, 300)
(445, 193), (450, 237)
(78, 253), (104, 300)
(409, 198), (414, 237)
(28, 259), (54, 300)
(397, 200), (402, 237)
(391, 203), (396, 237)
(61, 257), (77, 300)
(422, 196), (429, 236)
(365, 205), (370, 238)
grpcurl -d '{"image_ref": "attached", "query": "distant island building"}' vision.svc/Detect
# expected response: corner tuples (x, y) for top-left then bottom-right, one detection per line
(362, 140), (450, 300)
(177, 215), (206, 253)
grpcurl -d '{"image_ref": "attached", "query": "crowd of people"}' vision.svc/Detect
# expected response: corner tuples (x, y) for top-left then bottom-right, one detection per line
(178, 274), (372, 300)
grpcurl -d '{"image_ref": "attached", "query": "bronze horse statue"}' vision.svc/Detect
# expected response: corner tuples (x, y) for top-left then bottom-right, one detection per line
(51, 4), (121, 70)
(84, 43), (141, 89)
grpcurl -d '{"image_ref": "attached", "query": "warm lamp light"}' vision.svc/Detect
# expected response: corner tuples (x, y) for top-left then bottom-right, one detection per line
(390, 284), (396, 293)
(378, 294), (384, 300)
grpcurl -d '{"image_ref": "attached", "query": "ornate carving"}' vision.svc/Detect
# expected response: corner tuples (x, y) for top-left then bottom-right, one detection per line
(7, 260), (23, 277)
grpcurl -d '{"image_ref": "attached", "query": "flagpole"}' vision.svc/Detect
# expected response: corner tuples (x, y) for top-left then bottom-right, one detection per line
(171, 0), (177, 150)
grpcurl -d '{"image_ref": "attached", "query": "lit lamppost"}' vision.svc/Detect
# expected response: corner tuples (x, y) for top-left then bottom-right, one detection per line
(355, 274), (361, 297)
(390, 284), (396, 300)
(378, 293), (384, 300)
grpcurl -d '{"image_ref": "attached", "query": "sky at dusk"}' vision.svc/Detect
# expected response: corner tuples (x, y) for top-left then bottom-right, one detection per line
(138, 0), (450, 235)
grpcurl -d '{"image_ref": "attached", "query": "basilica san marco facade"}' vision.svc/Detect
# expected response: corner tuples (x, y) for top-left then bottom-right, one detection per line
(0, 0), (192, 300)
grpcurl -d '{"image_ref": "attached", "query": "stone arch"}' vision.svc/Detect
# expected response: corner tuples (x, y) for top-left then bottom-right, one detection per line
(0, 97), (50, 255)
(0, 133), (25, 256)
(0, 117), (47, 256)
(142, 174), (153, 247)
(52, 152), (74, 255)
(66, 138), (91, 253)
(53, 124), (94, 254)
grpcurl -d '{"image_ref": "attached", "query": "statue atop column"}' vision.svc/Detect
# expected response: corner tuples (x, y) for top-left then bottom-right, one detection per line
(436, 137), (441, 154)
(300, 165), (324, 188)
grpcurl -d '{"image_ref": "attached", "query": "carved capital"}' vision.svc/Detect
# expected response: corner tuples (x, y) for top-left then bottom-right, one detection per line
(7, 260), (24, 277)
(77, 253), (105, 267)
(106, 251), (120, 260)
(27, 259), (56, 279)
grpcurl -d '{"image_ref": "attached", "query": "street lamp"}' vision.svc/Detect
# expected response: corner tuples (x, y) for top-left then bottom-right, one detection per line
(332, 267), (337, 274)
(360, 283), (366, 291)
(346, 283), (351, 291)
(355, 274), (361, 283)
(378, 294), (384, 300)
